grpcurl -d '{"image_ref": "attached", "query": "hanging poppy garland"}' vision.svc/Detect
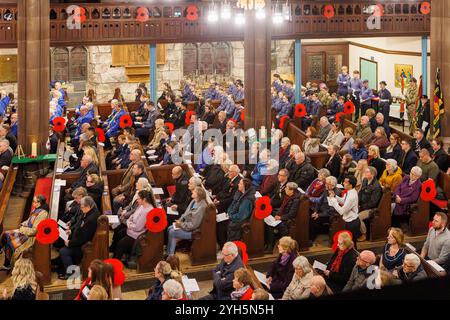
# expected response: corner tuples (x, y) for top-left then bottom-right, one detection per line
(279, 115), (290, 130)
(343, 101), (355, 114)
(420, 1), (431, 15)
(233, 241), (249, 265)
(52, 117), (66, 133)
(294, 103), (307, 118)
(146, 208), (168, 233)
(186, 5), (199, 21)
(323, 5), (335, 19)
(164, 122), (174, 134)
(185, 111), (196, 126)
(255, 196), (272, 220)
(136, 7), (150, 22)
(332, 230), (353, 252)
(36, 219), (59, 245)
(119, 114), (133, 129)
(95, 128), (106, 143)
(420, 179), (437, 202)
(335, 112), (346, 122)
(104, 258), (126, 286)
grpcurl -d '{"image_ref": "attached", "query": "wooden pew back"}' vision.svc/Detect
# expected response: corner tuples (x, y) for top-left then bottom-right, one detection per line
(242, 210), (265, 258)
(369, 188), (392, 241)
(81, 215), (110, 278)
(288, 195), (310, 251)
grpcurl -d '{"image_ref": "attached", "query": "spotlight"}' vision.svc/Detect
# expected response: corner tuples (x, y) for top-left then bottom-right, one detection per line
(256, 8), (266, 20)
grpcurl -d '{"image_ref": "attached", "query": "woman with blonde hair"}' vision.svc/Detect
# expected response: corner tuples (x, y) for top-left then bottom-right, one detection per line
(380, 227), (406, 271)
(2, 258), (37, 300)
(322, 232), (358, 293)
(147, 118), (165, 150)
(266, 236), (298, 299)
(353, 159), (368, 191)
(367, 144), (385, 179)
(83, 146), (99, 167)
(146, 261), (180, 300)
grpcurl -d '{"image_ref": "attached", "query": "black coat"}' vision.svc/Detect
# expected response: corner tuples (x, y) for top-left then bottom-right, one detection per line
(279, 146), (291, 169)
(71, 162), (99, 190)
(412, 138), (432, 155)
(314, 187), (342, 217)
(325, 154), (342, 178)
(368, 157), (385, 180)
(49, 133), (58, 154)
(0, 149), (12, 167)
(203, 164), (226, 195)
(267, 252), (297, 299)
(270, 182), (288, 210)
(201, 111), (215, 126)
(433, 148), (449, 172)
(384, 143), (402, 164)
(279, 191), (301, 221)
(400, 149), (418, 174)
(326, 249), (358, 293)
(215, 175), (241, 213)
(210, 256), (244, 300)
(290, 158), (316, 191)
(171, 172), (190, 209)
(87, 182), (104, 210)
(69, 206), (100, 248)
(358, 178), (382, 211)
(6, 132), (17, 152)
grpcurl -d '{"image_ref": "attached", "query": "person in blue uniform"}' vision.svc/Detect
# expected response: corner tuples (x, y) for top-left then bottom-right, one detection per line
(0, 93), (13, 117)
(337, 66), (351, 98)
(360, 80), (374, 117)
(104, 102), (126, 147)
(377, 81), (392, 124)
(350, 70), (364, 121)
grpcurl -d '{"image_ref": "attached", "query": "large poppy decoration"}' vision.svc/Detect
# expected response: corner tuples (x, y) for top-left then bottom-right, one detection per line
(95, 128), (106, 143)
(36, 219), (59, 245)
(335, 112), (346, 122)
(185, 111), (196, 126)
(104, 258), (126, 286)
(294, 103), (307, 118)
(146, 208), (168, 233)
(373, 4), (384, 17)
(52, 117), (66, 133)
(186, 5), (199, 21)
(255, 196), (272, 220)
(136, 7), (150, 22)
(420, 179), (437, 201)
(332, 230), (353, 252)
(233, 241), (249, 265)
(119, 114), (133, 129)
(164, 122), (174, 134)
(343, 101), (355, 114)
(420, 2), (431, 15)
(323, 5), (335, 19)
(279, 115), (290, 130)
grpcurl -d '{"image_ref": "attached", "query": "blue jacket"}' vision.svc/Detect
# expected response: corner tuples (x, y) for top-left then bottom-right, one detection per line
(278, 101), (292, 117)
(337, 73), (351, 94)
(75, 113), (94, 137)
(105, 109), (126, 138)
(361, 86), (374, 103)
(10, 122), (17, 138)
(272, 98), (282, 112)
(234, 89), (245, 101)
(0, 96), (10, 116)
(309, 100), (321, 117)
(251, 162), (268, 187)
(349, 147), (368, 162)
(350, 78), (364, 95)
(228, 84), (238, 96)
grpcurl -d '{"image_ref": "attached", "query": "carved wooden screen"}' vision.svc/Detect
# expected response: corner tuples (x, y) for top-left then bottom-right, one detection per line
(326, 53), (343, 83)
(306, 53), (324, 83)
(183, 43), (198, 77)
(52, 48), (69, 82)
(70, 47), (88, 81)
(198, 43), (214, 75)
(214, 42), (231, 76)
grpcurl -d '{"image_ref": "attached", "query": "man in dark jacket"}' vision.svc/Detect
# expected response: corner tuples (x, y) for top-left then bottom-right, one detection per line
(357, 166), (382, 241)
(58, 196), (100, 279)
(431, 138), (449, 172)
(399, 139), (418, 174)
(412, 128), (432, 155)
(166, 166), (190, 213)
(200, 242), (244, 300)
(270, 168), (289, 210)
(0, 139), (12, 168)
(290, 152), (316, 191)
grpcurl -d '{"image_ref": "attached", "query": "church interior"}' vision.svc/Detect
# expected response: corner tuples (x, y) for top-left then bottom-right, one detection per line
(0, 0), (449, 302)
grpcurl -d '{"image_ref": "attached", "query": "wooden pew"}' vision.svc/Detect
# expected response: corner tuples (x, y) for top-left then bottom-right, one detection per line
(368, 188), (392, 241)
(329, 214), (346, 247)
(242, 210), (265, 258)
(405, 245), (447, 278)
(81, 215), (110, 278)
(437, 171), (450, 210)
(288, 195), (310, 251)
(409, 198), (430, 236)
(0, 166), (18, 235)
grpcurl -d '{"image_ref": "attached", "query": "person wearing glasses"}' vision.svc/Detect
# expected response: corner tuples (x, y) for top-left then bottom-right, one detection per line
(0, 195), (49, 271)
(392, 253), (427, 283)
(342, 250), (377, 292)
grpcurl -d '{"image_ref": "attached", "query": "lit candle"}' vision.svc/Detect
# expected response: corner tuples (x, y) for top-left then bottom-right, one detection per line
(31, 142), (37, 157)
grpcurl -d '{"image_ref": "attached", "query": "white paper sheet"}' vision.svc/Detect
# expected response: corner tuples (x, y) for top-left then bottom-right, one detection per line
(216, 213), (229, 223)
(313, 260), (328, 271)
(253, 270), (270, 289)
(264, 215), (282, 227)
(135, 122), (143, 125)
(185, 159), (192, 164)
(107, 215), (120, 224)
(182, 277), (200, 293)
(297, 187), (305, 194)
(167, 207), (179, 216)
(148, 155), (158, 160)
(98, 142), (105, 147)
(56, 168), (64, 173)
(55, 179), (67, 187)
(146, 150), (156, 155)
(150, 161), (163, 168)
(59, 227), (68, 241)
(58, 220), (68, 230)
(153, 188), (164, 195)
(255, 191), (262, 198)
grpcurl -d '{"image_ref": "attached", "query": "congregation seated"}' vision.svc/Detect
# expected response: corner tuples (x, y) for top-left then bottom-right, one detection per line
(0, 124), (17, 152)
(264, 182), (301, 253)
(103, 99), (126, 144)
(266, 236), (298, 299)
(303, 126), (320, 154)
(230, 268), (255, 300)
(111, 149), (142, 198)
(367, 145), (385, 180)
(357, 166), (382, 241)
(135, 101), (160, 143)
(399, 139), (418, 174)
(320, 232), (358, 293)
(282, 144), (301, 172)
(372, 113), (390, 137)
(282, 256), (314, 300)
(63, 154), (99, 205)
(162, 279), (185, 300)
(379, 159), (403, 192)
(339, 127), (354, 151)
(417, 148), (439, 182)
(354, 116), (373, 145)
(379, 227), (406, 272)
(0, 139), (13, 169)
(420, 212), (450, 271)
(431, 138), (449, 172)
(269, 168), (289, 211)
(342, 250), (377, 292)
(392, 166), (423, 224)
(306, 168), (329, 205)
(279, 137), (291, 169)
(384, 133), (403, 164)
(349, 138), (368, 162)
(200, 242), (244, 300)
(250, 149), (270, 188)
(289, 152), (316, 191)
(167, 187), (207, 256)
(146, 119), (165, 150)
(392, 253), (427, 284)
(146, 260), (182, 300)
(0, 195), (49, 271)
(259, 159), (279, 196)
(226, 178), (255, 242)
(317, 117), (331, 144)
(58, 187), (87, 231)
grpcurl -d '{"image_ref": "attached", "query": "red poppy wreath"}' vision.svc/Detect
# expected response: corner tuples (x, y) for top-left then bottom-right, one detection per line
(343, 101), (355, 114)
(119, 114), (133, 129)
(146, 208), (168, 233)
(36, 219), (59, 245)
(294, 103), (307, 118)
(255, 196), (273, 220)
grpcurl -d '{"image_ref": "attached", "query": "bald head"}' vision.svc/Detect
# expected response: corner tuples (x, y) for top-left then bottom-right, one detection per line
(310, 276), (326, 297)
(357, 250), (376, 268)
(130, 149), (142, 162)
(172, 166), (183, 179)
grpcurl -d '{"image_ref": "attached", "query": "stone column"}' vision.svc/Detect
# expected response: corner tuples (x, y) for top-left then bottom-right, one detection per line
(244, 7), (272, 131)
(430, 0), (450, 141)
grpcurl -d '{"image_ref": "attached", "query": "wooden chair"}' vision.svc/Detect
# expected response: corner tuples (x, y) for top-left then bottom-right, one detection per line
(368, 188), (393, 241)
(242, 210), (264, 258)
(81, 215), (110, 278)
(191, 204), (217, 265)
(137, 230), (164, 273)
(288, 195), (310, 251)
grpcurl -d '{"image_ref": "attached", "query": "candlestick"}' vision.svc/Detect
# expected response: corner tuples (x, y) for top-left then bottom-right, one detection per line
(31, 142), (37, 157)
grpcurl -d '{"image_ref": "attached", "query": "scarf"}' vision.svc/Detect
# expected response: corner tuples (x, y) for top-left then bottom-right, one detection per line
(278, 194), (293, 216)
(330, 248), (350, 273)
(280, 253), (291, 266)
(231, 285), (251, 300)
(308, 179), (325, 198)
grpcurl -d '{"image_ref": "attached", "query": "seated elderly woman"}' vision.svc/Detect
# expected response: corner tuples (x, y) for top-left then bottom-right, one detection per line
(283, 144), (301, 172)
(380, 227), (406, 272)
(227, 179), (256, 241)
(392, 166), (422, 226)
(282, 256), (314, 300)
(162, 279), (184, 300)
(306, 168), (330, 204)
(0, 196), (48, 271)
(146, 118), (165, 150)
(321, 232), (358, 293)
(303, 126), (320, 154)
(367, 127), (390, 150)
(266, 236), (298, 299)
(392, 253), (427, 283)
(230, 268), (256, 300)
(265, 182), (301, 253)
(379, 159), (403, 192)
(167, 187), (207, 256)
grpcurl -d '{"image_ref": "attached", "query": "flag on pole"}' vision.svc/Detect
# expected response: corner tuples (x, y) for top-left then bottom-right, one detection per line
(414, 75), (423, 129)
(433, 68), (444, 138)
(400, 70), (406, 117)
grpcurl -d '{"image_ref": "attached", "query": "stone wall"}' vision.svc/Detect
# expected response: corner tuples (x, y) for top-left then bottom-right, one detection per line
(0, 48), (18, 98)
